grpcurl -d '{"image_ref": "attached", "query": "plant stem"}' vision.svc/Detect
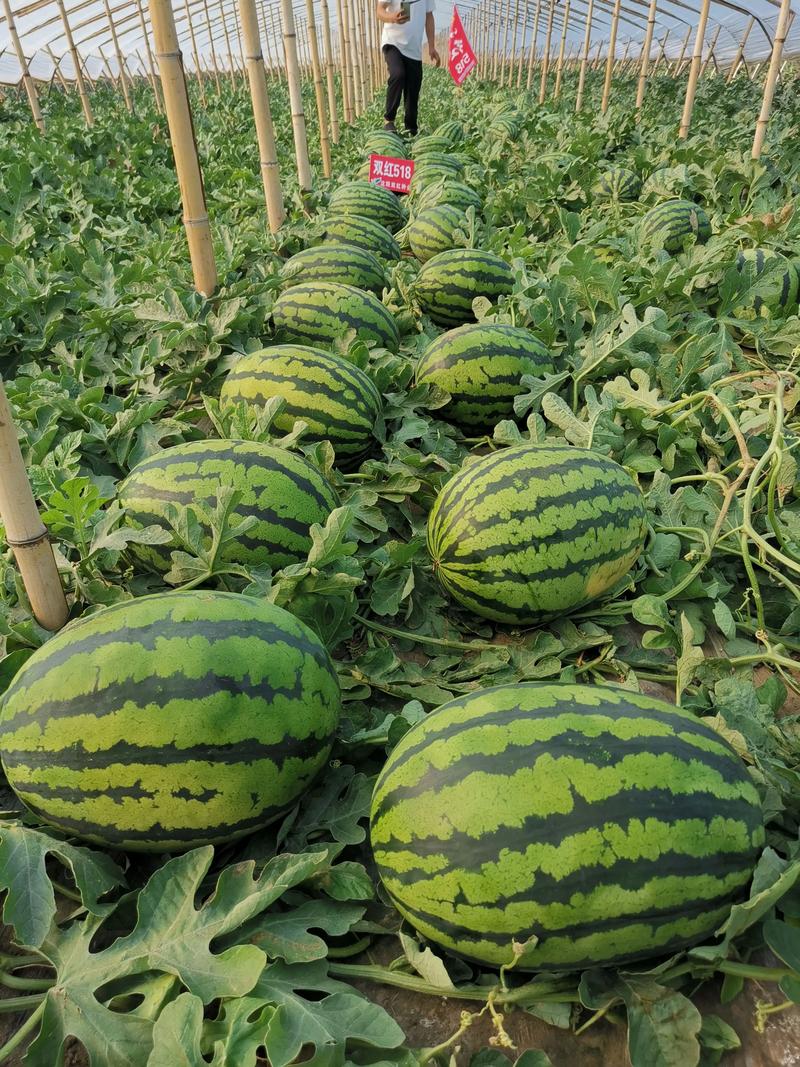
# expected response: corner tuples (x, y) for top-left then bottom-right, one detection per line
(0, 995), (46, 1016)
(0, 998), (45, 1063)
(327, 936), (373, 959)
(355, 613), (500, 652)
(0, 971), (53, 992)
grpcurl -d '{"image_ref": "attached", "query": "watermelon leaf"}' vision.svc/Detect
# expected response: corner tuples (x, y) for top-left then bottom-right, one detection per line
(619, 976), (702, 1067)
(147, 993), (226, 1067)
(0, 821), (126, 948)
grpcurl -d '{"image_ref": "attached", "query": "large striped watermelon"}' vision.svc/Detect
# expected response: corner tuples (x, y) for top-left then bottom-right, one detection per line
(323, 215), (402, 262)
(0, 592), (341, 852)
(412, 135), (452, 156)
(279, 244), (387, 295)
(434, 120), (464, 144)
(427, 443), (646, 622)
(642, 199), (711, 253)
(408, 205), (468, 263)
(371, 682), (764, 970)
(592, 165), (641, 202)
(221, 345), (382, 465)
(364, 131), (406, 157)
(329, 181), (406, 233)
(416, 180), (482, 215)
(272, 282), (400, 352)
(416, 324), (554, 427)
(415, 249), (514, 327)
(118, 440), (337, 573)
(730, 248), (799, 320)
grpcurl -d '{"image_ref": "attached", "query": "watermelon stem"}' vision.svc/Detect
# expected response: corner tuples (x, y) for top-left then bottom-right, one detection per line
(0, 971), (52, 992)
(354, 612), (500, 652)
(0, 998), (45, 1062)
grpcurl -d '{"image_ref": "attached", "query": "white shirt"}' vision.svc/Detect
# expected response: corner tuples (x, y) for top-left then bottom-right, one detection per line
(380, 0), (435, 62)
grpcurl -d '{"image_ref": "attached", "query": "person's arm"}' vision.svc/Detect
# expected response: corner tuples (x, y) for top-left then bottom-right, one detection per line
(376, 0), (409, 25)
(425, 9), (440, 64)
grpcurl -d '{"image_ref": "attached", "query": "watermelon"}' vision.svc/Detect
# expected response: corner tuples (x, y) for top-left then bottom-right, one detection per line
(221, 345), (382, 464)
(329, 181), (406, 233)
(412, 135), (452, 156)
(371, 682), (764, 970)
(411, 151), (463, 174)
(593, 165), (641, 202)
(279, 243), (388, 295)
(119, 440), (337, 573)
(415, 249), (514, 327)
(272, 282), (400, 352)
(416, 179), (483, 214)
(434, 120), (464, 144)
(323, 214), (402, 262)
(415, 324), (554, 427)
(427, 443), (646, 622)
(408, 205), (468, 263)
(730, 248), (799, 320)
(641, 199), (711, 252)
(364, 131), (406, 156)
(0, 592), (341, 852)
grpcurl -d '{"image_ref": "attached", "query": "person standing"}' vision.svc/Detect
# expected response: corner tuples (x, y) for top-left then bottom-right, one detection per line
(376, 0), (440, 137)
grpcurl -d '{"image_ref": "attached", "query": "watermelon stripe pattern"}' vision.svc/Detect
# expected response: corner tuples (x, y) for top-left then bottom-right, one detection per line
(323, 215), (402, 262)
(0, 593), (341, 852)
(221, 345), (382, 465)
(408, 205), (467, 264)
(642, 199), (711, 253)
(329, 181), (406, 233)
(416, 323), (554, 427)
(427, 443), (646, 622)
(279, 244), (388, 295)
(371, 682), (764, 970)
(415, 249), (514, 327)
(593, 166), (641, 202)
(732, 248), (799, 319)
(272, 282), (400, 352)
(118, 440), (337, 573)
(416, 180), (482, 215)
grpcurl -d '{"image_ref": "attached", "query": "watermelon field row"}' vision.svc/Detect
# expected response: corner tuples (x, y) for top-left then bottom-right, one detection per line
(0, 60), (799, 1067)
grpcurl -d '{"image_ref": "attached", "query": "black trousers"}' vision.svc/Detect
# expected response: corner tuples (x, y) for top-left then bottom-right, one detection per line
(383, 45), (423, 136)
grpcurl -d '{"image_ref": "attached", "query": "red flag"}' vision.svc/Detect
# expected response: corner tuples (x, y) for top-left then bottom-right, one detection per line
(448, 6), (476, 85)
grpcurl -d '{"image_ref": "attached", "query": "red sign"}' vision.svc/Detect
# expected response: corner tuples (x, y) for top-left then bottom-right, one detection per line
(369, 154), (415, 194)
(448, 6), (476, 85)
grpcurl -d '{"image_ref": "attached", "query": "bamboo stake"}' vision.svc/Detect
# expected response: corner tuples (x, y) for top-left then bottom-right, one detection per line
(103, 0), (134, 110)
(538, 0), (555, 102)
(481, 6), (491, 78)
(319, 0), (340, 143)
(491, 9), (500, 79)
(346, 0), (364, 113)
(526, 0), (541, 88)
(55, 0), (93, 125)
(575, 0), (594, 108)
(149, 0), (217, 295)
(279, 0), (313, 191)
(0, 380), (69, 632)
(750, 61), (762, 80)
(678, 0), (710, 137)
(365, 0), (377, 92)
(727, 16), (753, 81)
(516, 0), (531, 85)
(699, 23), (720, 77)
(673, 23), (692, 75)
(98, 44), (119, 90)
(80, 54), (97, 88)
(752, 0), (792, 158)
(651, 28), (670, 72)
(554, 0), (571, 97)
(600, 0), (622, 112)
(337, 0), (354, 121)
(201, 0), (224, 92)
(509, 0), (524, 84)
(220, 0), (239, 85)
(182, 0), (207, 103)
(135, 0), (164, 109)
(45, 46), (69, 92)
(591, 38), (603, 69)
(617, 38), (631, 72)
(354, 0), (369, 108)
(238, 0), (285, 231)
(304, 0), (332, 176)
(1, 0), (44, 131)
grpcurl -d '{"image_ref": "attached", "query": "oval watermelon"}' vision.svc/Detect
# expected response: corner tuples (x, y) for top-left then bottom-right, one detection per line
(592, 165), (641, 202)
(119, 440), (337, 573)
(323, 214), (402, 262)
(642, 199), (711, 253)
(272, 281), (400, 352)
(416, 323), (554, 427)
(427, 443), (646, 622)
(0, 592), (341, 852)
(415, 249), (514, 327)
(221, 345), (382, 465)
(416, 180), (483, 215)
(371, 682), (764, 970)
(279, 243), (388, 295)
(329, 181), (406, 233)
(408, 205), (468, 263)
(731, 248), (799, 320)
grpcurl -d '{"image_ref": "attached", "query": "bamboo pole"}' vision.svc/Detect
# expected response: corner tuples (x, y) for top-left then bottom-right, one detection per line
(509, 0), (524, 85)
(279, 0), (313, 191)
(491, 9), (500, 79)
(354, 0), (369, 108)
(55, 0), (93, 125)
(135, 0), (164, 110)
(220, 0), (239, 85)
(201, 0), (224, 92)
(182, 0), (207, 104)
(45, 46), (69, 92)
(1, 0), (44, 131)
(727, 16), (753, 81)
(752, 0), (792, 158)
(98, 44), (119, 90)
(617, 37), (631, 71)
(699, 23), (721, 77)
(591, 38), (603, 69)
(575, 0), (594, 108)
(0, 380), (69, 632)
(516, 0), (531, 85)
(337, 0), (354, 121)
(148, 0), (217, 296)
(238, 0), (285, 231)
(600, 0), (622, 112)
(673, 23), (692, 75)
(103, 0), (134, 111)
(346, 0), (364, 113)
(538, 0), (555, 101)
(482, 6), (491, 78)
(651, 28), (670, 72)
(80, 54), (97, 88)
(678, 0), (710, 137)
(305, 0), (332, 176)
(319, 0), (340, 143)
(526, 0), (542, 88)
(640, 0), (657, 109)
(554, 0), (571, 96)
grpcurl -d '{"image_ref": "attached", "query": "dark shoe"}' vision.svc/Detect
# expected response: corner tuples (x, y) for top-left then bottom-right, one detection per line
(384, 121), (396, 132)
